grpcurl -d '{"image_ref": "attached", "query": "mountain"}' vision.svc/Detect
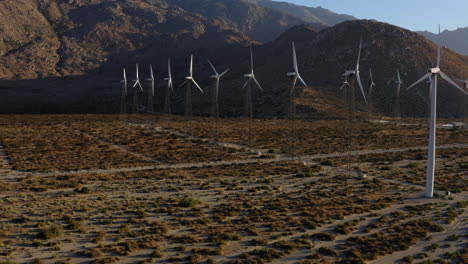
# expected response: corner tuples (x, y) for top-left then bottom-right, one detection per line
(252, 0), (356, 26)
(0, 0), (255, 80)
(0, 1), (466, 118)
(164, 0), (309, 43)
(418, 27), (468, 56)
(225, 20), (468, 118)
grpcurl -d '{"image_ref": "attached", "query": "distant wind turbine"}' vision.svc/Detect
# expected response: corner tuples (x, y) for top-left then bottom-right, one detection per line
(208, 60), (230, 118)
(341, 37), (368, 105)
(394, 69), (403, 118)
(163, 59), (174, 114)
(242, 46), (263, 118)
(132, 64), (143, 113)
(286, 42), (307, 156)
(405, 26), (468, 198)
(146, 64), (155, 112)
(368, 68), (376, 98)
(120, 68), (127, 115)
(180, 55), (204, 116)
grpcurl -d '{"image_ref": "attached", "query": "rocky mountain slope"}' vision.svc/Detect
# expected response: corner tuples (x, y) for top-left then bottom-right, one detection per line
(0, 1), (466, 118)
(251, 0), (356, 26)
(418, 27), (468, 56)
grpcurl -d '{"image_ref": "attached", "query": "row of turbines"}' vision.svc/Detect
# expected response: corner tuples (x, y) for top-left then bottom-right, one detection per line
(118, 30), (467, 198)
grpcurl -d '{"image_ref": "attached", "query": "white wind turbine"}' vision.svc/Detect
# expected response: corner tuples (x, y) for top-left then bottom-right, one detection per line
(163, 58), (174, 114)
(394, 69), (403, 118)
(146, 64), (155, 112)
(405, 28), (468, 198)
(341, 37), (368, 105)
(208, 60), (230, 117)
(132, 64), (143, 113)
(286, 42), (307, 156)
(242, 46), (263, 118)
(120, 68), (127, 115)
(368, 68), (376, 98)
(180, 55), (204, 115)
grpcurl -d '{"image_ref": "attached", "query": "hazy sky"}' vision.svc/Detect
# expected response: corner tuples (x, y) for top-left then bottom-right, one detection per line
(285, 0), (467, 33)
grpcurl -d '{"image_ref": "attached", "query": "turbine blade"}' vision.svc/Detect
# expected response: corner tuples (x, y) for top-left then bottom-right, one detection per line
(123, 68), (127, 82)
(406, 73), (431, 91)
(250, 46), (254, 74)
(190, 55), (193, 77)
(138, 81), (143, 92)
(169, 79), (174, 91)
(178, 80), (188, 89)
(356, 37), (362, 72)
(219, 68), (230, 77)
(437, 25), (441, 67)
(191, 79), (204, 93)
(168, 59), (172, 79)
(207, 60), (218, 75)
(369, 68), (374, 83)
(297, 74), (307, 87)
(252, 76), (263, 92)
(292, 42), (298, 73)
(136, 64), (139, 80)
(150, 64), (154, 80)
(242, 79), (250, 89)
(397, 69), (401, 83)
(439, 71), (468, 96)
(356, 72), (368, 105)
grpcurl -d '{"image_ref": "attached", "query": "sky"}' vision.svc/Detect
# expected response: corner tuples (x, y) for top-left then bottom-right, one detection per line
(285, 0), (467, 33)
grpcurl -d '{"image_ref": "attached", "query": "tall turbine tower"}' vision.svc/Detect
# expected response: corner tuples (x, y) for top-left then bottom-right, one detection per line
(180, 55), (203, 116)
(146, 65), (155, 113)
(405, 28), (468, 198)
(340, 37), (368, 177)
(394, 69), (403, 118)
(163, 59), (174, 114)
(286, 42), (308, 156)
(120, 68), (128, 116)
(132, 64), (143, 113)
(368, 68), (376, 119)
(208, 60), (230, 117)
(242, 46), (263, 118)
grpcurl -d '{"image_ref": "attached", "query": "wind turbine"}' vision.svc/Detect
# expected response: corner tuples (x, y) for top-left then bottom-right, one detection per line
(120, 68), (127, 116)
(340, 37), (368, 177)
(242, 46), (263, 118)
(368, 68), (376, 98)
(208, 60), (230, 117)
(146, 65), (155, 112)
(132, 64), (143, 113)
(341, 37), (368, 106)
(394, 69), (403, 118)
(163, 59), (174, 114)
(286, 42), (307, 117)
(180, 55), (204, 116)
(286, 42), (307, 156)
(455, 78), (468, 90)
(405, 27), (468, 198)
(367, 68), (376, 120)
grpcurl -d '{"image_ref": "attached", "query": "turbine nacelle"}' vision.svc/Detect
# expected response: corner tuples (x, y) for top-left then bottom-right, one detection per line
(287, 72), (297, 77)
(343, 70), (356, 76)
(211, 75), (219, 79)
(185, 76), (193, 80)
(244, 73), (253, 78)
(428, 67), (440, 74)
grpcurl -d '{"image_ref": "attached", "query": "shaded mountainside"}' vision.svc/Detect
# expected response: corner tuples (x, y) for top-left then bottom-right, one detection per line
(247, 20), (468, 118)
(418, 27), (468, 56)
(252, 0), (356, 25)
(0, 0), (255, 80)
(165, 0), (310, 43)
(0, 1), (466, 118)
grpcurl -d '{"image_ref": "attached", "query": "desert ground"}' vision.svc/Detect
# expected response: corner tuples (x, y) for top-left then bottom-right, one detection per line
(0, 114), (466, 264)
